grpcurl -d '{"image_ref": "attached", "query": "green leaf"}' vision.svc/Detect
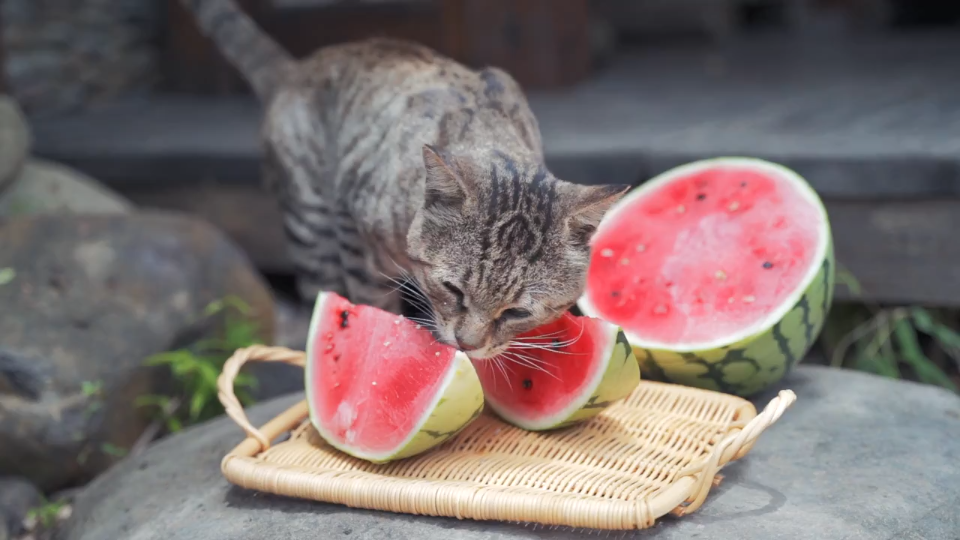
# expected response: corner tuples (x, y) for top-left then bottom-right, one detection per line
(193, 338), (226, 353)
(853, 349), (899, 379)
(144, 350), (193, 367)
(222, 295), (254, 315)
(0, 267), (15, 286)
(134, 395), (171, 409)
(912, 307), (960, 349)
(224, 320), (260, 348)
(27, 500), (66, 528)
(203, 298), (226, 317)
(100, 442), (128, 458)
(893, 319), (958, 392)
(197, 361), (220, 387)
(189, 391), (208, 421)
(81, 380), (103, 396)
(834, 264), (862, 298)
(166, 416), (183, 433)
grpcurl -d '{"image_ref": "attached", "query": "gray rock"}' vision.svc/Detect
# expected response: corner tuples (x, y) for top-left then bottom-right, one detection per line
(0, 96), (30, 193)
(0, 211), (277, 492)
(0, 477), (42, 540)
(57, 366), (960, 540)
(0, 158), (133, 217)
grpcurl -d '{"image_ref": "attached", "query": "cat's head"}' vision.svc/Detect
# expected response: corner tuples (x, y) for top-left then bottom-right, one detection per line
(406, 145), (628, 359)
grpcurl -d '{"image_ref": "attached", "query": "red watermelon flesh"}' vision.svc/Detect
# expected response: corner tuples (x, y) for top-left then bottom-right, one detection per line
(305, 291), (469, 458)
(583, 162), (822, 347)
(474, 311), (639, 430)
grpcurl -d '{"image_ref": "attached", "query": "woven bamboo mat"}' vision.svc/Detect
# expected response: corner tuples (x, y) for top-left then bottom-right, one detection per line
(216, 345), (796, 531)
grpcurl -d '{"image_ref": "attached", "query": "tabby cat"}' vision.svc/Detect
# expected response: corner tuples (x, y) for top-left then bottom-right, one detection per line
(181, 0), (628, 360)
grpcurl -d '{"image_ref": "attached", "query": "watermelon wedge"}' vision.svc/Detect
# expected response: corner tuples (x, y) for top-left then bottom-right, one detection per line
(473, 312), (640, 431)
(305, 291), (484, 463)
(577, 157), (834, 397)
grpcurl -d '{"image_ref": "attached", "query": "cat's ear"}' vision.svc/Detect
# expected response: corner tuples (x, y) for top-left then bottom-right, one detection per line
(566, 184), (629, 246)
(421, 144), (474, 222)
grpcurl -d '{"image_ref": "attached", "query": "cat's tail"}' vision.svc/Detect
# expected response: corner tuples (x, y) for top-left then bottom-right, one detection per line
(179, 0), (295, 100)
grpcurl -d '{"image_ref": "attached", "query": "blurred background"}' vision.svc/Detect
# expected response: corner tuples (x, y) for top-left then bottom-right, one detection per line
(1, 1), (960, 536)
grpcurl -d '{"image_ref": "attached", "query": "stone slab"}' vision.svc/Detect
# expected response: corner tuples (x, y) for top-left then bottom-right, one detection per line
(29, 31), (960, 198)
(58, 365), (960, 540)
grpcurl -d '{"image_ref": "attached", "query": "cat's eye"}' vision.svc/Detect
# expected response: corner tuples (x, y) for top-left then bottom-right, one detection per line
(442, 281), (465, 304)
(500, 308), (532, 321)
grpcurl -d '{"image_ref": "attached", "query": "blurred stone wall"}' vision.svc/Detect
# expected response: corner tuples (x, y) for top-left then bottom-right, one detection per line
(1, 0), (161, 116)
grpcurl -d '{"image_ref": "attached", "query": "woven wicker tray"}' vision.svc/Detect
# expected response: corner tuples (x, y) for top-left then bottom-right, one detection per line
(216, 345), (796, 531)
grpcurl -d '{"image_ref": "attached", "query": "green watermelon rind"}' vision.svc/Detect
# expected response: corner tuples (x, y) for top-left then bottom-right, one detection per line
(577, 156), (835, 397)
(481, 319), (641, 431)
(304, 291), (485, 463)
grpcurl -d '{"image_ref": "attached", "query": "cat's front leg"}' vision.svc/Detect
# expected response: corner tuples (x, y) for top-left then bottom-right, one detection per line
(332, 210), (403, 315)
(265, 149), (348, 302)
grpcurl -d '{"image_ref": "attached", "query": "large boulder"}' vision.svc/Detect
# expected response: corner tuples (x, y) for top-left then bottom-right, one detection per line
(56, 366), (960, 540)
(0, 96), (30, 194)
(0, 212), (276, 493)
(0, 477), (42, 540)
(0, 158), (133, 217)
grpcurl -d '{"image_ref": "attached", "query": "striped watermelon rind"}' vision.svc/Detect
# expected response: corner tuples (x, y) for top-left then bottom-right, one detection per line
(305, 291), (485, 463)
(577, 157), (835, 397)
(483, 320), (641, 431)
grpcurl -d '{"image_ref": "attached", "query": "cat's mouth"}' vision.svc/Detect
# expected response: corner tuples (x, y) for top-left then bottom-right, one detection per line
(426, 327), (506, 360)
(461, 343), (508, 360)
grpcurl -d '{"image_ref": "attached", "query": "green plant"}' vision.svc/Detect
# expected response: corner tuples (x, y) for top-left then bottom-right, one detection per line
(82, 379), (105, 418)
(100, 442), (128, 458)
(0, 267), (15, 286)
(26, 498), (67, 529)
(81, 380), (103, 396)
(137, 295), (263, 433)
(820, 264), (959, 393)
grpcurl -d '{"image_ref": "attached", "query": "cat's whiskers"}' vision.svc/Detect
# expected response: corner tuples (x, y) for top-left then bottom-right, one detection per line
(505, 350), (554, 370)
(514, 321), (586, 352)
(511, 329), (567, 341)
(485, 354), (513, 391)
(500, 351), (559, 380)
(507, 343), (583, 357)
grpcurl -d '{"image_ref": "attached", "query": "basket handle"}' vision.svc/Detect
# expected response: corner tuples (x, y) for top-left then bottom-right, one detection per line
(217, 345), (307, 451)
(673, 389), (797, 516)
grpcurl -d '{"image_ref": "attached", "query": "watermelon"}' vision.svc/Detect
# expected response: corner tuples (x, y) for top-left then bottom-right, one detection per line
(305, 291), (484, 463)
(473, 311), (640, 431)
(577, 157), (834, 397)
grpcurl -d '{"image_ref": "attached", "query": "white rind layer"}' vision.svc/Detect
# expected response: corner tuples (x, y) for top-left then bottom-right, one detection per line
(578, 156), (832, 352)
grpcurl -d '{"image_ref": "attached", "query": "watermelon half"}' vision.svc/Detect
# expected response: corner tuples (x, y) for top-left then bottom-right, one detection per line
(577, 157), (834, 397)
(305, 291), (484, 463)
(473, 311), (640, 431)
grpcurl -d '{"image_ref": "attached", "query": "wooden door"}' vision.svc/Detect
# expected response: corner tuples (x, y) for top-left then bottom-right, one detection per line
(161, 0), (592, 94)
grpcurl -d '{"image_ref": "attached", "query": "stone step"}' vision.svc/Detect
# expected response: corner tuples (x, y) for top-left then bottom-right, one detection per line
(29, 31), (960, 198)
(22, 30), (960, 306)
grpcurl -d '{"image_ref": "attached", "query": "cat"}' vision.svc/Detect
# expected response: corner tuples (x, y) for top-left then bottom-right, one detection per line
(181, 0), (628, 360)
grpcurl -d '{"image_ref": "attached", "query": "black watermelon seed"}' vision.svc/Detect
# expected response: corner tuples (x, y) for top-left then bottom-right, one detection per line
(696, 193), (706, 201)
(339, 310), (350, 328)
(522, 379), (533, 389)
(763, 261), (773, 269)
(740, 181), (747, 187)
(611, 291), (621, 297)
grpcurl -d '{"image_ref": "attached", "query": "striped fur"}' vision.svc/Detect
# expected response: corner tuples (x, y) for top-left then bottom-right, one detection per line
(181, 1), (629, 359)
